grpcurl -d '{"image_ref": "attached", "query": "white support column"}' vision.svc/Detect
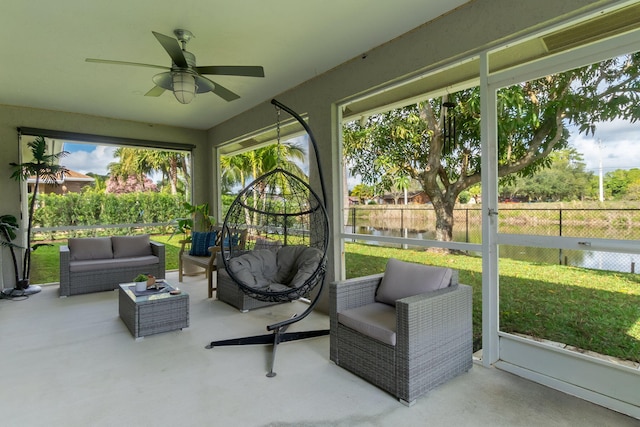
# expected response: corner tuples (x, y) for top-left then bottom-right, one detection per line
(333, 103), (347, 282)
(480, 51), (500, 366)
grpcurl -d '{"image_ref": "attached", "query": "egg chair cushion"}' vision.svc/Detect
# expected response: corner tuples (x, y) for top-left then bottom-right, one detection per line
(227, 245), (324, 294)
(276, 245), (324, 289)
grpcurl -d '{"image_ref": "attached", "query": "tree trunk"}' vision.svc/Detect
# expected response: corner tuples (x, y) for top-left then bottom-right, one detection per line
(168, 156), (178, 195)
(432, 197), (454, 243)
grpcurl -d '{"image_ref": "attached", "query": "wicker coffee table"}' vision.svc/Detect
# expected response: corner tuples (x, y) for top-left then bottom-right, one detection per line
(118, 282), (189, 339)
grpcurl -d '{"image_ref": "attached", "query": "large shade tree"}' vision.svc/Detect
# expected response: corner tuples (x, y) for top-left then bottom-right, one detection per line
(344, 53), (640, 243)
(499, 148), (593, 202)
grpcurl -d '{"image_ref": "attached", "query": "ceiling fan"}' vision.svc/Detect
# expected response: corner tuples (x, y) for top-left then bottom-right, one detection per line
(86, 29), (265, 104)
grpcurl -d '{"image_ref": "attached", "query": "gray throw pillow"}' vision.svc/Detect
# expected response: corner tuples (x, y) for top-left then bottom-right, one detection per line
(375, 258), (453, 306)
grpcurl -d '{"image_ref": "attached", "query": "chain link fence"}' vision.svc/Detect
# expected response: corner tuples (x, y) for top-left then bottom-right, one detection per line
(344, 205), (640, 273)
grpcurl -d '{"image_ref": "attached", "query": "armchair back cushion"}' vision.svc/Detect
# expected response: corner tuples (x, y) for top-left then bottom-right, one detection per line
(112, 235), (153, 258)
(189, 231), (218, 256)
(68, 237), (113, 261)
(375, 258), (453, 306)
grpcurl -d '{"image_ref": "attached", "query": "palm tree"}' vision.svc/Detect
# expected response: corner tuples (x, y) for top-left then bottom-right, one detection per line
(108, 147), (154, 191)
(220, 140), (307, 227)
(109, 148), (190, 196)
(221, 140), (307, 189)
(8, 136), (68, 293)
(145, 150), (190, 196)
(220, 153), (251, 193)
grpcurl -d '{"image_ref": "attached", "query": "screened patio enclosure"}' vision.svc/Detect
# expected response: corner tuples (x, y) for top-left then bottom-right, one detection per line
(211, 1), (640, 419)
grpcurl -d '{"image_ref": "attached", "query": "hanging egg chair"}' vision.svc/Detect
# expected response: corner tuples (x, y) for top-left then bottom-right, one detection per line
(220, 166), (328, 302)
(207, 99), (330, 377)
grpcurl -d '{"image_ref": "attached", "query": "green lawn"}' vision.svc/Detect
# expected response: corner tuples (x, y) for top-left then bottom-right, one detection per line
(27, 237), (640, 363)
(343, 242), (640, 363)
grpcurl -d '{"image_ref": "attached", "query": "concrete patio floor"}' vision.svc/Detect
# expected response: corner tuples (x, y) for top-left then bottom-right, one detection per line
(0, 271), (636, 426)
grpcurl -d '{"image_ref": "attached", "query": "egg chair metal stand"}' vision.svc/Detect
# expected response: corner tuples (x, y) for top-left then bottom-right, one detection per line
(206, 99), (330, 377)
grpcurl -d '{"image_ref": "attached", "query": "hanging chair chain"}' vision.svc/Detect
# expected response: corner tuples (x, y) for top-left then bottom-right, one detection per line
(275, 105), (282, 169)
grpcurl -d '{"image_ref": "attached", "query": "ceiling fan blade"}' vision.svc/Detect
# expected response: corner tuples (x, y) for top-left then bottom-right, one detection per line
(145, 86), (166, 97)
(152, 31), (188, 68)
(86, 58), (170, 70)
(196, 65), (265, 77)
(196, 76), (240, 102)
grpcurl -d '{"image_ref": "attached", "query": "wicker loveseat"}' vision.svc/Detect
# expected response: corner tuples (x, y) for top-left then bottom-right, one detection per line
(59, 234), (165, 297)
(330, 258), (472, 406)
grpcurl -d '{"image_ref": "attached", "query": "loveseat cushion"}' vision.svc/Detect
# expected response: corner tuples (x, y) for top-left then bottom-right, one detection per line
(68, 237), (113, 261)
(112, 234), (153, 258)
(338, 302), (397, 346)
(68, 255), (159, 272)
(375, 258), (453, 306)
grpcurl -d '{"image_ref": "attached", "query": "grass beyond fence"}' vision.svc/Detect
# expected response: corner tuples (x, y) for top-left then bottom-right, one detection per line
(26, 237), (640, 363)
(344, 242), (639, 363)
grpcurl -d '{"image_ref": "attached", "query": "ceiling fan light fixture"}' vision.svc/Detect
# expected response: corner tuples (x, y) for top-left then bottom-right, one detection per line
(172, 71), (197, 104)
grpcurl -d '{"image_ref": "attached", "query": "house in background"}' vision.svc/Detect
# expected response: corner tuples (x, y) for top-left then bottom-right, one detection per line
(27, 169), (94, 195)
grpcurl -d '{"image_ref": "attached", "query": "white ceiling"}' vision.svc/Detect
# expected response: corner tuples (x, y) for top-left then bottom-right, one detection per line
(1, 0), (468, 130)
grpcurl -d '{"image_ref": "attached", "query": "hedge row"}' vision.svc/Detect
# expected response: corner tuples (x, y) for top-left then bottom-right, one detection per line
(33, 192), (187, 234)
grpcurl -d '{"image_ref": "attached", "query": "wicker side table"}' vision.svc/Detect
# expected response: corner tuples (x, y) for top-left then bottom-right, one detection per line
(118, 283), (189, 339)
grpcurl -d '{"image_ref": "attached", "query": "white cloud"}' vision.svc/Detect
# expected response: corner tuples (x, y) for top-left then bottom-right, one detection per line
(62, 144), (117, 175)
(569, 119), (640, 173)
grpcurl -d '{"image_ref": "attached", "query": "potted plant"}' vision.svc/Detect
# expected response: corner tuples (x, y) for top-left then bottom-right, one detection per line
(170, 201), (216, 240)
(4, 136), (68, 295)
(170, 201), (216, 276)
(133, 274), (150, 292)
(0, 215), (23, 296)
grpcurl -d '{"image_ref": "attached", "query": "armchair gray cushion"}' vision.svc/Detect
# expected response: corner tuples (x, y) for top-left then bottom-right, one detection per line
(337, 302), (396, 345)
(375, 258), (453, 306)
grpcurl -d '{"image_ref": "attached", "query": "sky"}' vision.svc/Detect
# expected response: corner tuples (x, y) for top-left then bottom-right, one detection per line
(60, 119), (640, 179)
(568, 119), (640, 174)
(62, 143), (116, 175)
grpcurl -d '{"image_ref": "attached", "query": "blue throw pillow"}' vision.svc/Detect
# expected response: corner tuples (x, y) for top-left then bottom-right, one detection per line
(189, 231), (217, 256)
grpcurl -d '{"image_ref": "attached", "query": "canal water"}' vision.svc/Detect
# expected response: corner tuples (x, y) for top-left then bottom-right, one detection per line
(347, 226), (639, 274)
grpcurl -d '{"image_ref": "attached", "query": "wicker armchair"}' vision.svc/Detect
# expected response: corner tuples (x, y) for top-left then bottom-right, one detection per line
(179, 227), (247, 298)
(329, 259), (473, 406)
